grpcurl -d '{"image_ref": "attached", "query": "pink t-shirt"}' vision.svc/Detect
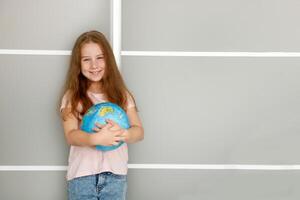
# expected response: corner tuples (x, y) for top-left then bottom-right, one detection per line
(60, 91), (135, 181)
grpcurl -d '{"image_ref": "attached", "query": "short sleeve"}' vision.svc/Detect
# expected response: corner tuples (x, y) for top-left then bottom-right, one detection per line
(126, 93), (136, 109)
(60, 91), (72, 112)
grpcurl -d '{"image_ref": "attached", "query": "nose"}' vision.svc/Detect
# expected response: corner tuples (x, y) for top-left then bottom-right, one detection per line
(91, 59), (99, 69)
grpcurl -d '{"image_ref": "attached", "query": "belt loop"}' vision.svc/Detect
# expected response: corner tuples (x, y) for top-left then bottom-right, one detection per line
(95, 173), (99, 185)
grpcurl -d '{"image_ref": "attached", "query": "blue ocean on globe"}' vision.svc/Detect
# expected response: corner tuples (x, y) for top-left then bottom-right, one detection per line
(81, 102), (130, 151)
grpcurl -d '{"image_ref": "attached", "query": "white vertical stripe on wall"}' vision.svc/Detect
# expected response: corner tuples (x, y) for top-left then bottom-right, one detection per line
(111, 0), (122, 68)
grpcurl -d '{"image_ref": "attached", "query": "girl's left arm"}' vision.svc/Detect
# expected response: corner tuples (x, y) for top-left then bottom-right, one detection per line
(123, 107), (144, 143)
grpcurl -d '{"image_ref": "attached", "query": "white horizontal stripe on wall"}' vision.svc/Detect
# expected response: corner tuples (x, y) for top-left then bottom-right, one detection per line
(2, 50), (300, 57)
(128, 164), (300, 170)
(0, 49), (71, 55)
(0, 166), (68, 171)
(1, 164), (300, 171)
(122, 51), (300, 57)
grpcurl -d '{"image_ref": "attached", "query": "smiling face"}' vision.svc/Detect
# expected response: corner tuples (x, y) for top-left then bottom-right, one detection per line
(80, 42), (105, 84)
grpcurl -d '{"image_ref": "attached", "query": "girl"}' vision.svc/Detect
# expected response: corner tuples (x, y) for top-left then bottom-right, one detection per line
(60, 30), (144, 200)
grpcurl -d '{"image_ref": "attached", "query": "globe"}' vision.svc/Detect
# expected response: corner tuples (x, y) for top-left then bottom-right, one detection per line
(81, 102), (130, 151)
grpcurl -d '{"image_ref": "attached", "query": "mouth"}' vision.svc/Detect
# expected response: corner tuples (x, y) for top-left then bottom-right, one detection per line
(90, 70), (102, 75)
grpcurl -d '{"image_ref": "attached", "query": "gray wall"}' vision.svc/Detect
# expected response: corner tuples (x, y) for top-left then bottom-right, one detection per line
(122, 0), (300, 199)
(0, 0), (110, 199)
(1, 0), (300, 199)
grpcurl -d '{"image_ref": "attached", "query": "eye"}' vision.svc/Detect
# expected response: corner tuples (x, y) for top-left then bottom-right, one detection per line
(97, 56), (104, 60)
(82, 58), (90, 62)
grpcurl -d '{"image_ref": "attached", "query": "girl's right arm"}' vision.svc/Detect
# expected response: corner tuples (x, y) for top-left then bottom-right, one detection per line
(61, 107), (124, 147)
(61, 107), (94, 146)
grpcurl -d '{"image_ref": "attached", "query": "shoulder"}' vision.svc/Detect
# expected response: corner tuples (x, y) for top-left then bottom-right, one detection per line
(60, 90), (73, 112)
(60, 90), (80, 121)
(125, 92), (136, 109)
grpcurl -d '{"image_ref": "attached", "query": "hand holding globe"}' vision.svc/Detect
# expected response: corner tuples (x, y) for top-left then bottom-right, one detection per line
(80, 102), (130, 151)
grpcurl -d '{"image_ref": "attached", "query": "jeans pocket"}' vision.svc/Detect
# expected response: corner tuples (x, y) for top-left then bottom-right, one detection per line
(68, 175), (97, 199)
(110, 173), (127, 180)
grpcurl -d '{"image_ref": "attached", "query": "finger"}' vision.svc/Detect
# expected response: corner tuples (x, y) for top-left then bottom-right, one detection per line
(106, 120), (122, 131)
(106, 119), (117, 126)
(99, 122), (112, 130)
(105, 122), (113, 129)
(113, 129), (125, 136)
(95, 122), (105, 129)
(112, 141), (120, 146)
(114, 135), (126, 142)
(117, 136), (126, 142)
(92, 127), (101, 132)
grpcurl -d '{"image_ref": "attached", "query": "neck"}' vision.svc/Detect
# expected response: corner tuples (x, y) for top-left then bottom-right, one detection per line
(88, 82), (102, 93)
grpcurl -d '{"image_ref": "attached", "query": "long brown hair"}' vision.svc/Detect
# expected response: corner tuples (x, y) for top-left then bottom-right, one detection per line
(61, 30), (135, 119)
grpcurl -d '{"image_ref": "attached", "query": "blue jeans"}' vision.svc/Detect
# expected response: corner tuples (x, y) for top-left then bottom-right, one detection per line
(68, 172), (127, 200)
